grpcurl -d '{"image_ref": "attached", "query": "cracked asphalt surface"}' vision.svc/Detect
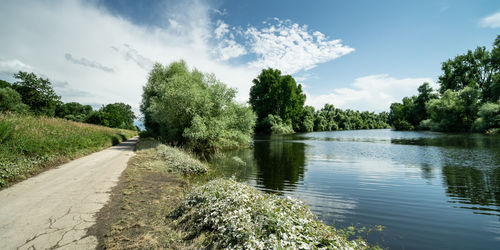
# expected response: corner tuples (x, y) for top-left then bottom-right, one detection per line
(0, 137), (138, 250)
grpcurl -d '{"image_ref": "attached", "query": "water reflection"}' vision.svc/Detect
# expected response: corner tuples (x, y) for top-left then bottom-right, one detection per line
(211, 129), (500, 249)
(253, 136), (306, 191)
(442, 165), (500, 216)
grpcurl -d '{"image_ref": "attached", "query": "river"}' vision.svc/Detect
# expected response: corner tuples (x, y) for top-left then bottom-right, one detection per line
(211, 129), (500, 249)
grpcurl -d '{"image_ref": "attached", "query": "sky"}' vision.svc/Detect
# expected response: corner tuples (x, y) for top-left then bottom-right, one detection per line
(1, 0), (499, 118)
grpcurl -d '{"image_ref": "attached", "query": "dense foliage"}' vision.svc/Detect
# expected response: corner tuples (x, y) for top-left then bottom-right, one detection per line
(0, 87), (29, 114)
(141, 61), (256, 153)
(1, 71), (137, 130)
(312, 104), (389, 131)
(171, 178), (368, 249)
(55, 102), (92, 122)
(0, 113), (136, 187)
(250, 68), (306, 133)
(85, 103), (136, 130)
(390, 35), (500, 133)
(11, 71), (61, 116)
(249, 69), (389, 134)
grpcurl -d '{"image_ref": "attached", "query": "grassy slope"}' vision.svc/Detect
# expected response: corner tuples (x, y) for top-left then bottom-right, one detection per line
(0, 113), (137, 187)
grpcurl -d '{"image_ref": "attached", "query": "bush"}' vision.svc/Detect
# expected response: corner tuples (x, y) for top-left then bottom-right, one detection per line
(393, 119), (414, 131)
(0, 87), (29, 113)
(155, 144), (208, 175)
(472, 101), (500, 132)
(171, 178), (368, 249)
(141, 61), (256, 154)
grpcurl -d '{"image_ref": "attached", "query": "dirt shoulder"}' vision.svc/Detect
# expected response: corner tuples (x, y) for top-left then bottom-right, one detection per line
(88, 139), (202, 249)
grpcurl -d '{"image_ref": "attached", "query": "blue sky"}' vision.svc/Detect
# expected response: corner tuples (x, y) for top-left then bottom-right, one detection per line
(1, 0), (499, 113)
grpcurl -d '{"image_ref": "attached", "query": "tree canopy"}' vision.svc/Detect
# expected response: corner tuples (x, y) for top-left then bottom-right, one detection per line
(390, 35), (500, 133)
(12, 71), (61, 116)
(141, 61), (256, 153)
(250, 68), (306, 132)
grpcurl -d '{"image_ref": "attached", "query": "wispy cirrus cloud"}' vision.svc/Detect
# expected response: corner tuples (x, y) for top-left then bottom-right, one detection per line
(64, 53), (114, 72)
(479, 11), (500, 28)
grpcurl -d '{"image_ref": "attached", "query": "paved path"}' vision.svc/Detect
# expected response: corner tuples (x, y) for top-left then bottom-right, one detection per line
(0, 137), (138, 250)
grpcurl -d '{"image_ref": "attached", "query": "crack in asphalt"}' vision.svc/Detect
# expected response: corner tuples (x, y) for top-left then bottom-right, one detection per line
(0, 137), (138, 250)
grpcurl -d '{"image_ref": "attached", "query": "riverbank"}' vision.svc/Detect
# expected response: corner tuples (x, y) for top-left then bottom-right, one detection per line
(0, 113), (137, 188)
(92, 138), (371, 249)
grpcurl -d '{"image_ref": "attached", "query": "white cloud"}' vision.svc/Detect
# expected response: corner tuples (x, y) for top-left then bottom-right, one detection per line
(0, 0), (355, 119)
(0, 0), (257, 115)
(214, 20), (229, 39)
(215, 39), (247, 61)
(306, 74), (436, 112)
(479, 12), (500, 28)
(244, 19), (354, 74)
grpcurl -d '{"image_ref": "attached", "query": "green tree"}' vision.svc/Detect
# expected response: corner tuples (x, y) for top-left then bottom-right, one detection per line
(141, 61), (256, 153)
(56, 102), (93, 122)
(0, 80), (11, 89)
(389, 96), (416, 130)
(438, 36), (500, 102)
(299, 106), (315, 132)
(249, 68), (306, 132)
(472, 100), (500, 132)
(11, 71), (61, 116)
(0, 87), (29, 113)
(85, 103), (136, 130)
(101, 103), (136, 129)
(426, 86), (481, 132)
(413, 82), (438, 127)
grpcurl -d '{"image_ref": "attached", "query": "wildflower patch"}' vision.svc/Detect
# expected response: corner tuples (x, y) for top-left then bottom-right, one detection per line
(172, 178), (368, 249)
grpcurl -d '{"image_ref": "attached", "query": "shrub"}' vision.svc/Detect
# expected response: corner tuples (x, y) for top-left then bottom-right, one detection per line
(172, 178), (368, 249)
(472, 101), (500, 132)
(0, 87), (29, 114)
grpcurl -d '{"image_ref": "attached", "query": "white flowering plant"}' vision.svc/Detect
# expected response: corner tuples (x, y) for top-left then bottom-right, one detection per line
(171, 178), (370, 249)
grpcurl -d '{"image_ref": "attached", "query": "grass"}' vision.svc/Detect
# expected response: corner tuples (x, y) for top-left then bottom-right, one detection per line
(93, 138), (372, 249)
(0, 113), (137, 187)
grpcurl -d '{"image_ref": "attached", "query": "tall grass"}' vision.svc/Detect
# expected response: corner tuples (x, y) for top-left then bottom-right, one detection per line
(0, 113), (137, 187)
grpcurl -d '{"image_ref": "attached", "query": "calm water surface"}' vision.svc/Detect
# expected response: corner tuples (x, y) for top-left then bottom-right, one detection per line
(211, 129), (500, 249)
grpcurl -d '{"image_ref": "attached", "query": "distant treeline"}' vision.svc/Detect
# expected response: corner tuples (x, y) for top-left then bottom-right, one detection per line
(0, 71), (137, 130)
(389, 35), (500, 133)
(249, 68), (389, 134)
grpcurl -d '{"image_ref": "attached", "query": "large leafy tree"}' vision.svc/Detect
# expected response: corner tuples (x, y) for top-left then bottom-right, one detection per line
(12, 71), (61, 116)
(438, 36), (500, 103)
(413, 82), (438, 125)
(101, 103), (136, 129)
(86, 103), (136, 130)
(249, 68), (306, 132)
(141, 61), (256, 153)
